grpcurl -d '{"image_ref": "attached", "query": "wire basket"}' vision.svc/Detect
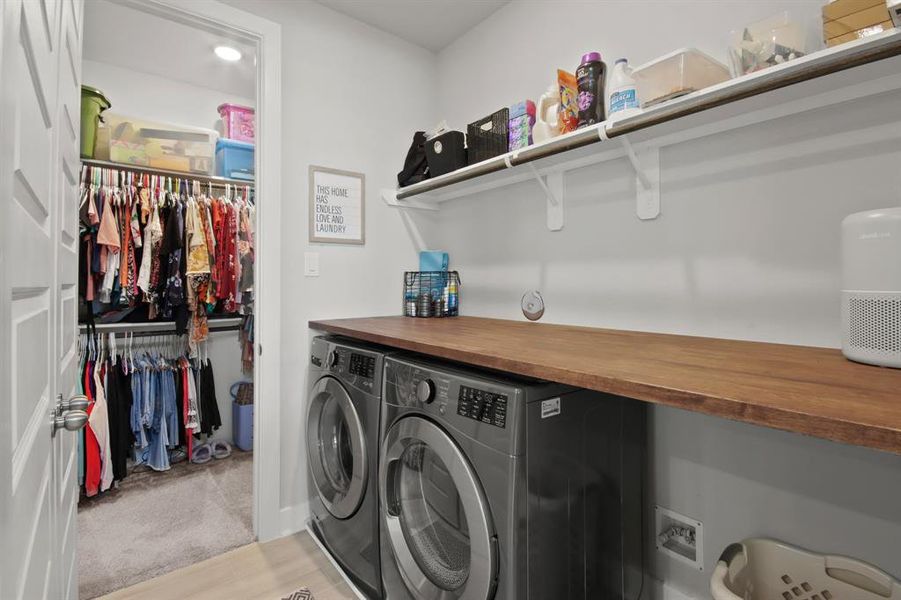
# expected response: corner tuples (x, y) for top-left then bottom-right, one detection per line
(711, 538), (901, 600)
(403, 271), (460, 318)
(467, 108), (509, 165)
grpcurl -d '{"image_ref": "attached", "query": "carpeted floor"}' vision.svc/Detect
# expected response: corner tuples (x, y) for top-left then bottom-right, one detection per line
(77, 450), (254, 599)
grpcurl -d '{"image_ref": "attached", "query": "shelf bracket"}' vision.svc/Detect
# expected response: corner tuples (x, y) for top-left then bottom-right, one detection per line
(381, 189), (439, 211)
(620, 137), (660, 220)
(526, 164), (564, 231)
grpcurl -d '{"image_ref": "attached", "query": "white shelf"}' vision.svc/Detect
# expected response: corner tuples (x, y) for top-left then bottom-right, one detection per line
(383, 29), (901, 229)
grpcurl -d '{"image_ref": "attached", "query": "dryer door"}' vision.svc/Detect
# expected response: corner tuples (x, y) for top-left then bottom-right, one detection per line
(307, 376), (367, 519)
(380, 416), (497, 600)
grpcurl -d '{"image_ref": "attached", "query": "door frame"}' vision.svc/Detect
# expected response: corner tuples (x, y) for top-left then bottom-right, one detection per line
(117, 0), (283, 541)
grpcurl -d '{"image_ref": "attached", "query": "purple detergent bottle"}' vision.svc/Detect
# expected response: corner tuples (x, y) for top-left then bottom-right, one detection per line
(576, 51), (607, 128)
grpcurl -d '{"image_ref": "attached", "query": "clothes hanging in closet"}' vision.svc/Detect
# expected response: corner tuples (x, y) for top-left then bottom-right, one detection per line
(78, 335), (223, 496)
(79, 167), (255, 354)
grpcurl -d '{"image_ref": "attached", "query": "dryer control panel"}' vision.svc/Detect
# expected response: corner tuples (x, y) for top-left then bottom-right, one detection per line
(457, 385), (507, 428)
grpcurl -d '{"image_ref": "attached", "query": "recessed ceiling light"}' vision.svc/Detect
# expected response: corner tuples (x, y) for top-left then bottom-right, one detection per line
(214, 45), (242, 62)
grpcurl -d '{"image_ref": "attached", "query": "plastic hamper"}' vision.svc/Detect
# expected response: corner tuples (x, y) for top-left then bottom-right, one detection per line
(231, 381), (253, 452)
(711, 538), (900, 600)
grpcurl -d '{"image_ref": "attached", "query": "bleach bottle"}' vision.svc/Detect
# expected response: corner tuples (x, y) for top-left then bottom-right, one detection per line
(607, 58), (641, 119)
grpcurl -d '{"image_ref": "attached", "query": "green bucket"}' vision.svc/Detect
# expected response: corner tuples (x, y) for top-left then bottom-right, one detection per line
(80, 85), (111, 158)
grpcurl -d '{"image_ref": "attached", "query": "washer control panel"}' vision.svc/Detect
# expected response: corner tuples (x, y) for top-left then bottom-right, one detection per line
(457, 385), (507, 428)
(349, 353), (376, 379)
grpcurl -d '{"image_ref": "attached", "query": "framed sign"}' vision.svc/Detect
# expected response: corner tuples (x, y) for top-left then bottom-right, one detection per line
(309, 165), (365, 244)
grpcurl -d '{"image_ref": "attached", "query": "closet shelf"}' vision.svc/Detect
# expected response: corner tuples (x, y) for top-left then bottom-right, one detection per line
(309, 316), (901, 456)
(79, 317), (243, 336)
(382, 29), (901, 228)
(82, 158), (254, 188)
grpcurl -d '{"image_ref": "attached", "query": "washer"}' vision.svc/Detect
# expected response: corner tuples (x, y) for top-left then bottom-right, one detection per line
(379, 355), (644, 600)
(307, 336), (388, 599)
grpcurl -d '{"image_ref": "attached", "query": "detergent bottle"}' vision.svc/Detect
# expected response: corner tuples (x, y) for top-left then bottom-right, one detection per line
(532, 84), (561, 144)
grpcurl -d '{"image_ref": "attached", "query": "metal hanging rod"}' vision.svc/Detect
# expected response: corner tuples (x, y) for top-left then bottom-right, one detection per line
(82, 158), (254, 188)
(78, 317), (243, 336)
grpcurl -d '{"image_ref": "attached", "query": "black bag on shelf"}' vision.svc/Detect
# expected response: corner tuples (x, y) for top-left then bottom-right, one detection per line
(397, 131), (430, 187)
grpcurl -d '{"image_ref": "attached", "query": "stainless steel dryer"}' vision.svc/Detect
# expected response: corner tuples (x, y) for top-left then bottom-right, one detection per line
(379, 355), (644, 600)
(307, 336), (388, 599)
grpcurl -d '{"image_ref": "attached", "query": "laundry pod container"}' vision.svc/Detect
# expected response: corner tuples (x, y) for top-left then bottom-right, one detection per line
(711, 538), (900, 600)
(80, 85), (111, 158)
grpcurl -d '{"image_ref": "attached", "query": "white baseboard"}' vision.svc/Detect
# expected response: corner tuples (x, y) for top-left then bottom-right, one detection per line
(278, 501), (310, 538)
(645, 577), (699, 600)
(304, 521), (367, 600)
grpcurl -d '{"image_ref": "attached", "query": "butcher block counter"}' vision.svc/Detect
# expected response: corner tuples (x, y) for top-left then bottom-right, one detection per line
(309, 316), (901, 455)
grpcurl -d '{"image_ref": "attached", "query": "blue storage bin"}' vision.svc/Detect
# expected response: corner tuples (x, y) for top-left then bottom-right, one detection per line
(232, 402), (253, 451)
(216, 138), (254, 180)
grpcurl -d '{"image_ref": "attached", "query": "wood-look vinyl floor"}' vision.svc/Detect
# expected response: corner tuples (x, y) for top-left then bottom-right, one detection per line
(100, 531), (359, 600)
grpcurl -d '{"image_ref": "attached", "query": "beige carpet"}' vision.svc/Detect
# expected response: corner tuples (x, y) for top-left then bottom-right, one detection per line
(78, 450), (254, 599)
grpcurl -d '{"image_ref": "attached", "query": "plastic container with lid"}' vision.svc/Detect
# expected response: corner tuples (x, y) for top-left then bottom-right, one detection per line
(632, 48), (731, 108)
(105, 113), (217, 174)
(216, 138), (254, 181)
(729, 11), (820, 76)
(80, 85), (111, 158)
(217, 103), (255, 143)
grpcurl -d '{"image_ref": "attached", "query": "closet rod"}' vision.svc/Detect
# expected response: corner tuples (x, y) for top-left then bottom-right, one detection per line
(78, 317), (243, 336)
(82, 159), (254, 188)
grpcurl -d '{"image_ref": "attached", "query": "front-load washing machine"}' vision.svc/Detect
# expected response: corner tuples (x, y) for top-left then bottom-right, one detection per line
(307, 336), (388, 599)
(379, 355), (644, 600)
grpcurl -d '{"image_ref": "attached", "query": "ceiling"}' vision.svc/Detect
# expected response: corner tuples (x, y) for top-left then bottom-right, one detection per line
(315, 0), (510, 52)
(82, 0), (256, 99)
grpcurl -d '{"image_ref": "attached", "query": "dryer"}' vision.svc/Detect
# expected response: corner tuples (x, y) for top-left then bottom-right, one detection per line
(379, 355), (644, 600)
(307, 336), (388, 599)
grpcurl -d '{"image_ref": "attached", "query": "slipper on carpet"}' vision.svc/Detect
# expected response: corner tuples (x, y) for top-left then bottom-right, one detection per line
(212, 440), (232, 459)
(191, 443), (212, 464)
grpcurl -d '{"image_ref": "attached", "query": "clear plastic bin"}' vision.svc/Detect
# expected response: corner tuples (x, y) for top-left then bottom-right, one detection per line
(105, 113), (217, 174)
(728, 11), (822, 76)
(632, 48), (731, 108)
(711, 538), (900, 600)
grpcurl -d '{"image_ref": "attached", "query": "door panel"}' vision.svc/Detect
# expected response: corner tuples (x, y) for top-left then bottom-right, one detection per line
(380, 416), (496, 600)
(0, 0), (83, 597)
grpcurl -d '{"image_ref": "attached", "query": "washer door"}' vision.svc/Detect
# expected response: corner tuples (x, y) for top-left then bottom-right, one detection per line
(380, 416), (497, 600)
(307, 376), (367, 519)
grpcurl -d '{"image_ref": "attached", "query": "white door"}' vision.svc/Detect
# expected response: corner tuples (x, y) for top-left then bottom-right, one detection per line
(0, 0), (85, 598)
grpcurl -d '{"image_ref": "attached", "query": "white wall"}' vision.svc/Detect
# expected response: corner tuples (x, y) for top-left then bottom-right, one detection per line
(81, 59), (255, 445)
(424, 1), (901, 597)
(220, 0), (438, 533)
(82, 59), (254, 134)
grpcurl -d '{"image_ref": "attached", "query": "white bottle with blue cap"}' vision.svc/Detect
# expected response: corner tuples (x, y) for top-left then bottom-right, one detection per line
(607, 58), (641, 119)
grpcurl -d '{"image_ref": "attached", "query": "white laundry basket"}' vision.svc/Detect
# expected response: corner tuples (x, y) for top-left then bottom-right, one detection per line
(711, 538), (900, 600)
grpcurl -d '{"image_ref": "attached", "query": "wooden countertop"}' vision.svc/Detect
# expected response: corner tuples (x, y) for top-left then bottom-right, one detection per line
(309, 316), (901, 455)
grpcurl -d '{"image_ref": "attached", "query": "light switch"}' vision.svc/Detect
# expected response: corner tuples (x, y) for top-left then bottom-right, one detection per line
(304, 252), (320, 277)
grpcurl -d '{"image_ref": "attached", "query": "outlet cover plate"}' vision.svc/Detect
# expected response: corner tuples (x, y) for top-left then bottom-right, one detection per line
(655, 505), (704, 571)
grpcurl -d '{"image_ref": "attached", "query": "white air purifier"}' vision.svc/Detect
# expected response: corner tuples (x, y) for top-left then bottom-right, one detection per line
(841, 207), (901, 368)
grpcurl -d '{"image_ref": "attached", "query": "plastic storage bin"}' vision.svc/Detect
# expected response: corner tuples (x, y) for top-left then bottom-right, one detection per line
(80, 86), (111, 158)
(217, 103), (255, 143)
(231, 381), (253, 452)
(632, 48), (731, 108)
(711, 538), (901, 600)
(216, 138), (254, 181)
(729, 11), (820, 75)
(105, 113), (217, 174)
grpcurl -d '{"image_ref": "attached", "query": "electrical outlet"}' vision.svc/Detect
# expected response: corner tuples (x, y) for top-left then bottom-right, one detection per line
(655, 505), (703, 571)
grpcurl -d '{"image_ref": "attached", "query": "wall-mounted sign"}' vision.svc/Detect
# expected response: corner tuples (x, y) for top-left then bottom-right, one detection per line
(309, 165), (365, 245)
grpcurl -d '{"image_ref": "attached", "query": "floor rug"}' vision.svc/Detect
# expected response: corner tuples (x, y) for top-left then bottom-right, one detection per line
(77, 450), (253, 599)
(281, 588), (315, 600)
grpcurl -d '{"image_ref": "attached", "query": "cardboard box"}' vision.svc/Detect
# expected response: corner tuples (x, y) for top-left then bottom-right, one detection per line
(823, 0), (887, 22)
(826, 20), (894, 46)
(823, 3), (892, 37)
